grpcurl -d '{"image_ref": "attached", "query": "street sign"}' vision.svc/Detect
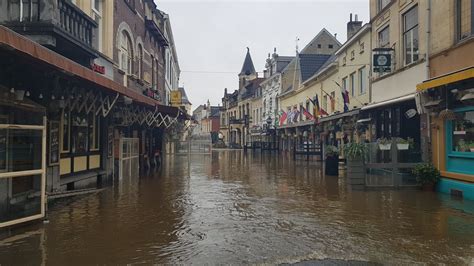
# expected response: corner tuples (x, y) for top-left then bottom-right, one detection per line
(373, 54), (391, 73)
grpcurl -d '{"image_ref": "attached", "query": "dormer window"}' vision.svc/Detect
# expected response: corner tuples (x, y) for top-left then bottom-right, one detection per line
(328, 44), (334, 49)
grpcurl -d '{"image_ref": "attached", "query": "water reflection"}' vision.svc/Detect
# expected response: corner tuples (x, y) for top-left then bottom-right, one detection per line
(0, 150), (473, 264)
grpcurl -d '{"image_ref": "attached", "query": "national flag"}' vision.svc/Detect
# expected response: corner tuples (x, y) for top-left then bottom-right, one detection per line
(301, 105), (314, 120)
(292, 106), (299, 122)
(279, 110), (287, 126)
(313, 95), (320, 117)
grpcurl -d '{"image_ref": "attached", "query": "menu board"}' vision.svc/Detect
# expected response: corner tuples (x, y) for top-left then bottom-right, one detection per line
(49, 121), (60, 166)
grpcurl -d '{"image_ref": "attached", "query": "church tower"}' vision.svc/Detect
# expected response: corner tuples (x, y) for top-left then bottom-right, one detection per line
(238, 47), (257, 90)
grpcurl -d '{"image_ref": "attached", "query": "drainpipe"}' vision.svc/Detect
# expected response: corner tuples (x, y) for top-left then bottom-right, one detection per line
(425, 0), (432, 163)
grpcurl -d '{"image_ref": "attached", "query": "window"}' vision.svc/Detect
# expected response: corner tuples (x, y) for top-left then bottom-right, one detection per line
(89, 114), (100, 151)
(377, 0), (391, 12)
(350, 50), (355, 60)
(317, 44), (322, 48)
(137, 44), (144, 79)
(359, 42), (365, 53)
(119, 31), (133, 75)
(342, 77), (348, 93)
(330, 92), (335, 113)
(455, 0), (473, 41)
(350, 72), (356, 97)
(61, 110), (70, 153)
(378, 26), (390, 48)
(328, 44), (334, 49)
(71, 113), (89, 154)
(91, 0), (103, 52)
(450, 110), (474, 153)
(323, 95), (328, 112)
(151, 55), (155, 88)
(358, 67), (366, 95)
(8, 0), (39, 22)
(342, 56), (346, 66)
(403, 5), (419, 65)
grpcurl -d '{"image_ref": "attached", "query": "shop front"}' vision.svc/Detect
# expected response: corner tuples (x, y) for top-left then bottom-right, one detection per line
(417, 67), (474, 200)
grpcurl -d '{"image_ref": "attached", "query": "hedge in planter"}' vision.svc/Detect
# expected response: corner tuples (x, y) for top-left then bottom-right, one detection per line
(344, 142), (367, 190)
(412, 163), (440, 191)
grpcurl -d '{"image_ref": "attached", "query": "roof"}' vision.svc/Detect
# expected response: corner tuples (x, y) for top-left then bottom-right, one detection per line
(299, 54), (332, 83)
(301, 28), (342, 54)
(241, 78), (265, 99)
(178, 87), (191, 104)
(239, 47), (256, 76)
(209, 106), (222, 117)
(335, 24), (371, 56)
(302, 55), (337, 85)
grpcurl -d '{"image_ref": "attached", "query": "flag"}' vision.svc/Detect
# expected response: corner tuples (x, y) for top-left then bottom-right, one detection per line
(279, 111), (287, 126)
(313, 95), (320, 118)
(292, 106), (299, 122)
(301, 105), (314, 120)
(341, 91), (349, 112)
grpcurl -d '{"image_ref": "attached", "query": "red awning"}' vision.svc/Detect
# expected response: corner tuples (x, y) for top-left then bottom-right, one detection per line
(0, 25), (179, 116)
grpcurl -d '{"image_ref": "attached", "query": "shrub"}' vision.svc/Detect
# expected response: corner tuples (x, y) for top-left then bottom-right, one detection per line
(344, 142), (367, 160)
(412, 163), (440, 186)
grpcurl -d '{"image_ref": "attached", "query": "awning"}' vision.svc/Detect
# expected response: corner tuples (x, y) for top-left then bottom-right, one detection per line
(361, 94), (415, 111)
(416, 66), (474, 91)
(0, 26), (180, 117)
(319, 108), (360, 123)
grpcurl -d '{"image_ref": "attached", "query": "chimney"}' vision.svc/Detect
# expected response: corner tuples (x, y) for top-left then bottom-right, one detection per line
(347, 13), (363, 40)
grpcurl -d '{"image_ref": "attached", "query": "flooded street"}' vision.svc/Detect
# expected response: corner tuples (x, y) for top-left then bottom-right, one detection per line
(1, 150), (474, 264)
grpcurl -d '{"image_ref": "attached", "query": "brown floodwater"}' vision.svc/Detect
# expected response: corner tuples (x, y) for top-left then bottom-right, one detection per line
(1, 150), (474, 265)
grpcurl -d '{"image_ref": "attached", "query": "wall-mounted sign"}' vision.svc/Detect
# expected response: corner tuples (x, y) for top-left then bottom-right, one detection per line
(143, 89), (161, 101)
(170, 90), (182, 105)
(373, 54), (391, 73)
(91, 63), (105, 74)
(49, 121), (60, 166)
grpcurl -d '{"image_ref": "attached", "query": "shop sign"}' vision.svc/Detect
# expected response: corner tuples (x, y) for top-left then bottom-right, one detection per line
(373, 54), (391, 73)
(143, 89), (161, 101)
(250, 126), (262, 134)
(170, 91), (182, 105)
(91, 63), (105, 74)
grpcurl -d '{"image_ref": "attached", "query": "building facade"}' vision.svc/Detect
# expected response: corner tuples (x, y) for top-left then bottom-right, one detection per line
(0, 0), (183, 229)
(416, 0), (474, 200)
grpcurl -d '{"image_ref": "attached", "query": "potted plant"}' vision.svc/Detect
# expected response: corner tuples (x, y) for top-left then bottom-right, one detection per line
(325, 145), (339, 176)
(395, 137), (409, 150)
(377, 137), (392, 150)
(412, 163), (440, 191)
(344, 142), (367, 189)
(469, 141), (474, 153)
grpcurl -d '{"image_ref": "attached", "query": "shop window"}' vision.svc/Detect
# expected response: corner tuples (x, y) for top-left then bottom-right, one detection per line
(403, 5), (419, 65)
(61, 110), (70, 153)
(450, 110), (474, 153)
(72, 113), (89, 154)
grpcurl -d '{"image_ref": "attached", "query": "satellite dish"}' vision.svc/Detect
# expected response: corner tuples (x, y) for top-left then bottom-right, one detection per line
(405, 109), (417, 119)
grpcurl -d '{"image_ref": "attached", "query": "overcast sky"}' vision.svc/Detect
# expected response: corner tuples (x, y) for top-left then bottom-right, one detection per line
(156, 0), (369, 109)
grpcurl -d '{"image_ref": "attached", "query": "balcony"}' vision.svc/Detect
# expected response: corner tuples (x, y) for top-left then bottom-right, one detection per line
(145, 17), (169, 46)
(1, 0), (98, 66)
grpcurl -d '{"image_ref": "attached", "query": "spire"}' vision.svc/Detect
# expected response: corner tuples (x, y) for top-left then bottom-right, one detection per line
(239, 47), (256, 76)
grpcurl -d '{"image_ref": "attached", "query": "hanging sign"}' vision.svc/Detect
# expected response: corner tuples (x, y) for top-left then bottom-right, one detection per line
(373, 54), (391, 73)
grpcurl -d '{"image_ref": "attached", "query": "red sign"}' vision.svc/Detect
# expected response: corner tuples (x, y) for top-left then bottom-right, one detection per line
(91, 63), (105, 74)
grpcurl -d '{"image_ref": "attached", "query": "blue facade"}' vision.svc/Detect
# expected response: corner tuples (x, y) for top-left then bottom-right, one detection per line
(438, 178), (474, 201)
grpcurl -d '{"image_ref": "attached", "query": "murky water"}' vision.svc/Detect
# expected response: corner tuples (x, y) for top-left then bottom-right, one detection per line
(1, 150), (474, 264)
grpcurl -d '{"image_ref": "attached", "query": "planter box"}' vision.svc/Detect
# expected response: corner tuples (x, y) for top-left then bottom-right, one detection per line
(347, 159), (365, 190)
(325, 155), (339, 176)
(397, 143), (409, 150)
(379, 144), (391, 150)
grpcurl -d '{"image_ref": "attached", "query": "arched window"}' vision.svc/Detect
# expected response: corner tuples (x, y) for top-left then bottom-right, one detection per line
(137, 44), (143, 79)
(119, 30), (133, 75)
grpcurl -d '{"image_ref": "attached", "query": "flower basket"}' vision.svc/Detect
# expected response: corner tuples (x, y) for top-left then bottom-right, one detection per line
(397, 143), (409, 150)
(379, 143), (391, 150)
